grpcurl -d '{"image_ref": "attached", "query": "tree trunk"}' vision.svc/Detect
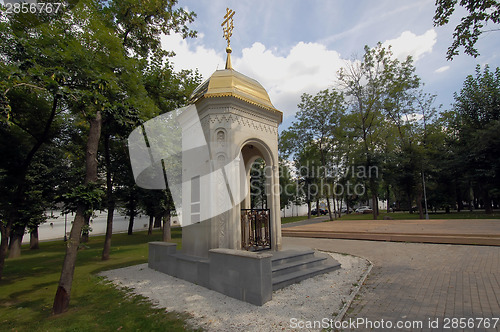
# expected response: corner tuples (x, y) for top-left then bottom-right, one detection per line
(456, 186), (463, 212)
(30, 227), (39, 250)
(154, 214), (162, 232)
(484, 188), (493, 214)
(0, 222), (11, 279)
(81, 214), (90, 243)
(127, 213), (135, 235)
(8, 233), (23, 258)
(386, 186), (391, 213)
(371, 193), (378, 220)
(162, 210), (171, 242)
(101, 204), (113, 260)
(153, 213), (161, 228)
(408, 193), (413, 213)
(307, 201), (311, 219)
(148, 215), (154, 235)
(52, 205), (87, 314)
(53, 110), (102, 315)
(417, 191), (424, 219)
(8, 223), (25, 258)
(102, 133), (114, 261)
(326, 196), (333, 221)
(332, 195), (337, 219)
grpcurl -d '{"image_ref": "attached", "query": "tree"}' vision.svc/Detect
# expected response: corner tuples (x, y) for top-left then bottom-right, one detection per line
(50, 0), (196, 314)
(434, 0), (500, 60)
(339, 44), (391, 219)
(100, 58), (199, 257)
(0, 18), (67, 270)
(451, 65), (500, 213)
(338, 43), (433, 219)
(282, 89), (346, 220)
(279, 159), (297, 217)
(249, 158), (267, 209)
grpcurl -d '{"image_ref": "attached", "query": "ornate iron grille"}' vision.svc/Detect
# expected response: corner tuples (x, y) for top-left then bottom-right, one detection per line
(241, 209), (271, 251)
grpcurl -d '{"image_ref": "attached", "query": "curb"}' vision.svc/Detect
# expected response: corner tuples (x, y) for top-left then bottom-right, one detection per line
(318, 249), (374, 323)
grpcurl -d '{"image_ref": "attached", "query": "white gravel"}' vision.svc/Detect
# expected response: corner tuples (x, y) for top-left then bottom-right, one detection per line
(100, 252), (371, 331)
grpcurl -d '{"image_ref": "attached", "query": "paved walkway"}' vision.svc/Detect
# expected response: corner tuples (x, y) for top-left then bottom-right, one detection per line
(283, 219), (500, 246)
(283, 237), (500, 331)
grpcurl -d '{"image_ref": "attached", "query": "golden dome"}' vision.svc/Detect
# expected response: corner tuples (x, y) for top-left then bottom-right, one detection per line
(188, 68), (282, 121)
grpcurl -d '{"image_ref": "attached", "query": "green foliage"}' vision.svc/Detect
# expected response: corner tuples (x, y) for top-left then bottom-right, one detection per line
(448, 65), (500, 211)
(107, 0), (196, 58)
(433, 0), (500, 60)
(250, 158), (267, 208)
(62, 182), (105, 214)
(0, 0), (201, 253)
(280, 88), (346, 217)
(278, 44), (498, 217)
(279, 159), (298, 210)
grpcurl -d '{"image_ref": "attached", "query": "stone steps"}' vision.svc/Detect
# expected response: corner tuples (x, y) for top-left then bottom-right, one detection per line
(271, 250), (341, 291)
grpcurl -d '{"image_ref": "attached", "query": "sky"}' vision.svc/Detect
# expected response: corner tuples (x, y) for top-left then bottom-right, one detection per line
(161, 0), (500, 129)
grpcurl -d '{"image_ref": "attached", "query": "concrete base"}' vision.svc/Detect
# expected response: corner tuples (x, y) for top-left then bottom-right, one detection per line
(149, 242), (341, 306)
(148, 242), (272, 306)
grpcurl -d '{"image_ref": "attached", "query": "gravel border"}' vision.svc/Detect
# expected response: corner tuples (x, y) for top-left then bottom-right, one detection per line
(100, 252), (371, 331)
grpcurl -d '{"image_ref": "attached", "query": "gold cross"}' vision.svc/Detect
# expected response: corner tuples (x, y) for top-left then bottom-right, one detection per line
(221, 8), (235, 48)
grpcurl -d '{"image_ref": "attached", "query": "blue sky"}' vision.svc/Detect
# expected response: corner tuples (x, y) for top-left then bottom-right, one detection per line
(162, 0), (500, 129)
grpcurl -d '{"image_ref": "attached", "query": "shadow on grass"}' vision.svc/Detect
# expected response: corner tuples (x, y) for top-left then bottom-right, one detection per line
(8, 281), (55, 301)
(1, 228), (201, 332)
(90, 259), (151, 275)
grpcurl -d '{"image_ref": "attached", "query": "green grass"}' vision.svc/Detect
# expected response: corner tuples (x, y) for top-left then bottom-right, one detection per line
(337, 211), (500, 220)
(0, 228), (201, 332)
(281, 211), (500, 224)
(281, 216), (308, 224)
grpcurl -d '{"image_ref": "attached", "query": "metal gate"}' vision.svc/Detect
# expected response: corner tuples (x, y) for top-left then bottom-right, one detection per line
(240, 209), (271, 251)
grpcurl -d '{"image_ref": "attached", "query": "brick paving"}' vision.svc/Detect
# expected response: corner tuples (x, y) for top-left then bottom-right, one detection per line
(283, 237), (500, 331)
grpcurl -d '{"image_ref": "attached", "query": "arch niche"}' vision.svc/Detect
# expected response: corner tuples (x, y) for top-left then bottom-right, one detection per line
(240, 139), (281, 251)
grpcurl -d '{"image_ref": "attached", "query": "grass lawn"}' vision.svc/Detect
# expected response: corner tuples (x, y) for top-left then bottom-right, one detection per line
(337, 211), (500, 220)
(0, 228), (201, 332)
(281, 211), (500, 224)
(281, 216), (309, 224)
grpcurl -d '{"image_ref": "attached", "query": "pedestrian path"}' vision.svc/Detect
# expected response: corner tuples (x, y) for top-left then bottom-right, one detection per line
(283, 237), (500, 331)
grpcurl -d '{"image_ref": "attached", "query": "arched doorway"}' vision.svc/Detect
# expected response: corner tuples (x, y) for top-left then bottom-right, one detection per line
(240, 140), (281, 251)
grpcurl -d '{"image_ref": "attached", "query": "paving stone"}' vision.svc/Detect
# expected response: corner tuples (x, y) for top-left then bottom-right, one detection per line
(284, 237), (500, 332)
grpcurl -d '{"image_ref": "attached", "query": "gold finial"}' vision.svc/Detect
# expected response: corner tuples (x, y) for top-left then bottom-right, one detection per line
(221, 8), (235, 69)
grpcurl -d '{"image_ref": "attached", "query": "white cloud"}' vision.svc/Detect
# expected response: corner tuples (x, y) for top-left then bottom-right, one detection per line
(161, 29), (436, 120)
(161, 34), (224, 79)
(162, 36), (344, 118)
(235, 42), (344, 117)
(383, 29), (437, 61)
(435, 65), (450, 73)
